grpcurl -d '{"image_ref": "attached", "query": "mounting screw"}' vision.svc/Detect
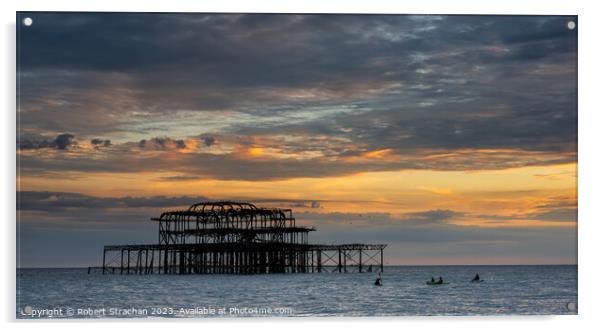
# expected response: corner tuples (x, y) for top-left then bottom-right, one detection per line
(567, 21), (576, 30)
(22, 17), (33, 27)
(567, 302), (577, 311)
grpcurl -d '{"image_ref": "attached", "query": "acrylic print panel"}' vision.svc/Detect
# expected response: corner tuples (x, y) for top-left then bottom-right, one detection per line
(16, 12), (577, 318)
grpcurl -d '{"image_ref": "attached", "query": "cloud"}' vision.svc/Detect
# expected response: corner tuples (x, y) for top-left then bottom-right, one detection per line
(17, 14), (576, 161)
(287, 200), (321, 209)
(157, 175), (201, 181)
(54, 133), (74, 150)
(18, 133), (76, 150)
(203, 136), (216, 147)
(477, 196), (577, 223)
(91, 138), (111, 147)
(17, 191), (209, 212)
(402, 209), (465, 224)
(138, 137), (187, 150)
(17, 138), (576, 181)
(297, 209), (465, 228)
(479, 209), (577, 223)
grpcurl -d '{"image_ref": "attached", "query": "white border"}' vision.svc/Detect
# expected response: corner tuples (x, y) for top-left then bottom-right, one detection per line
(2, 0), (601, 329)
(3, 0), (585, 15)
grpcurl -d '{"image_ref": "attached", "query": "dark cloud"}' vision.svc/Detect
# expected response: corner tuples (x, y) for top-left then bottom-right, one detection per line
(288, 200), (321, 209)
(478, 209), (576, 223)
(16, 191), (330, 214)
(91, 138), (111, 147)
(17, 191), (209, 212)
(18, 133), (76, 150)
(175, 140), (186, 149)
(138, 137), (186, 150)
(297, 209), (465, 228)
(203, 136), (216, 147)
(55, 133), (75, 150)
(402, 209), (465, 224)
(18, 139), (52, 150)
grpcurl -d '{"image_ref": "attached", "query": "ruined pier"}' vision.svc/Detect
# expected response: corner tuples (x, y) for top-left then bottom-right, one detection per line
(102, 201), (386, 274)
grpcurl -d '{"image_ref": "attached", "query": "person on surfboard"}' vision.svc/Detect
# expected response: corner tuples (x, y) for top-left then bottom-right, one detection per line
(472, 273), (480, 282)
(374, 272), (382, 286)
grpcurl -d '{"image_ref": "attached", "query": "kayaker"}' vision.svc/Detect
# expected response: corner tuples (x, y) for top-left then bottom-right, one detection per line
(472, 273), (480, 282)
(431, 277), (435, 283)
(437, 276), (443, 284)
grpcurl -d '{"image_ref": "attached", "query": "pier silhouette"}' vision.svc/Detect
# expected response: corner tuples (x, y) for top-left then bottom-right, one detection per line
(101, 201), (386, 274)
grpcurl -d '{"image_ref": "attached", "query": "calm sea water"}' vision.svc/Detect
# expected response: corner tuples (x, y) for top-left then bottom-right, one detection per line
(16, 265), (577, 318)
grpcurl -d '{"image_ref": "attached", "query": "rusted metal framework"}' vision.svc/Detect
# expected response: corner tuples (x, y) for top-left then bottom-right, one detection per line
(101, 201), (386, 274)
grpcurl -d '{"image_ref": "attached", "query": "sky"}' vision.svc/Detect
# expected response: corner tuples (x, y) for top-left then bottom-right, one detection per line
(16, 13), (577, 267)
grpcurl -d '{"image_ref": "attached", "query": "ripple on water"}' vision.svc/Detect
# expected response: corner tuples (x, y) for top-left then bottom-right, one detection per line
(16, 265), (577, 318)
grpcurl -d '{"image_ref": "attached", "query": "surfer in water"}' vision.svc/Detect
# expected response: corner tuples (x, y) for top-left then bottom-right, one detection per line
(472, 273), (480, 282)
(374, 272), (382, 286)
(437, 276), (443, 284)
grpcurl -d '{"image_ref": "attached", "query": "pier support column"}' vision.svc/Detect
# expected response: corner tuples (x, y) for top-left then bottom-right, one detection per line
(102, 248), (106, 275)
(380, 248), (384, 273)
(163, 248), (168, 274)
(120, 249), (124, 274)
(317, 250), (322, 273)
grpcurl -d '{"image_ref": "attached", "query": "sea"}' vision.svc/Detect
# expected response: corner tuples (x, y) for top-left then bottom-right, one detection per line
(16, 265), (577, 318)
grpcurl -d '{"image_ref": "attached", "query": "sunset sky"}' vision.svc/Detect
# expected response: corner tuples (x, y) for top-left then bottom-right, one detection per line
(17, 13), (577, 267)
